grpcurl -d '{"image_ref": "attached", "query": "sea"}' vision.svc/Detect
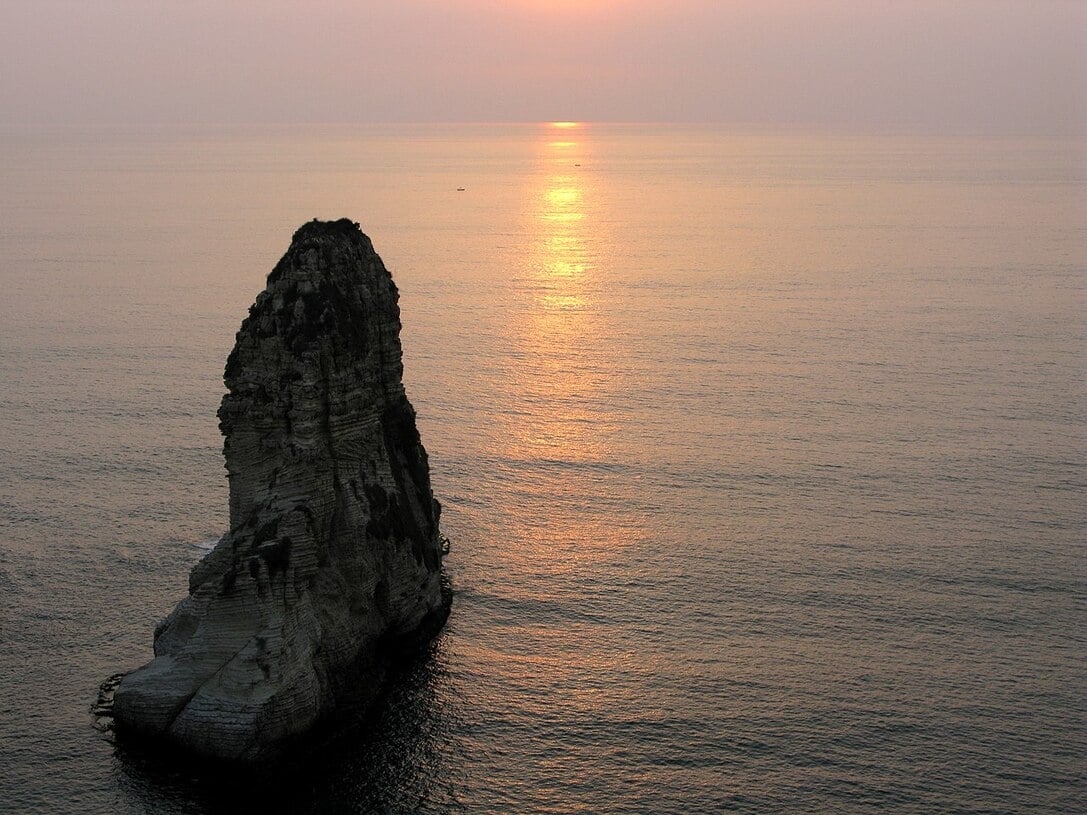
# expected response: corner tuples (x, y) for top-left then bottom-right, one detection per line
(0, 123), (1083, 814)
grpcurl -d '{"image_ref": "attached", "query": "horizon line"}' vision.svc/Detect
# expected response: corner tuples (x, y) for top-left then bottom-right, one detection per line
(1, 119), (1083, 138)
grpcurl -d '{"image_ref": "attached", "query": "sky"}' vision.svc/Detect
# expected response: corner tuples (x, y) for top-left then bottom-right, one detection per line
(0, 0), (1083, 131)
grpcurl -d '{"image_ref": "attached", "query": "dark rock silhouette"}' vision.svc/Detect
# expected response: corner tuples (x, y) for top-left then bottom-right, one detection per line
(113, 219), (448, 761)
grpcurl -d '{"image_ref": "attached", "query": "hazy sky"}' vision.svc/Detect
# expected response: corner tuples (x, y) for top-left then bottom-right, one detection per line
(1, 0), (1083, 131)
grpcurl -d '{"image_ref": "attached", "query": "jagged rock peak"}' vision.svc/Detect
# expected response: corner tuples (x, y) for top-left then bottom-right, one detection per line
(112, 219), (448, 762)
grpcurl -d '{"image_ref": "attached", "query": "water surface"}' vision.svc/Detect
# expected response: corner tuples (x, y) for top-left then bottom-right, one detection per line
(0, 123), (1084, 813)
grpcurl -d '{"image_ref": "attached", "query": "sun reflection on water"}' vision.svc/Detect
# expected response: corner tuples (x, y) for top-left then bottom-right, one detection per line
(478, 124), (645, 568)
(508, 133), (605, 483)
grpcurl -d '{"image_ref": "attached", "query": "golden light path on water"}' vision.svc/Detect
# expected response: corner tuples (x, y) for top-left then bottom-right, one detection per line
(520, 125), (596, 457)
(497, 122), (639, 572)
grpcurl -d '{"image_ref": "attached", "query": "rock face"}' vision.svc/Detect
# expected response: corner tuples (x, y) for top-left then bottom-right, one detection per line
(113, 219), (448, 761)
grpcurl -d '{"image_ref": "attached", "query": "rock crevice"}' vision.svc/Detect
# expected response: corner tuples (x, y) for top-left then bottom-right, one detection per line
(113, 219), (448, 761)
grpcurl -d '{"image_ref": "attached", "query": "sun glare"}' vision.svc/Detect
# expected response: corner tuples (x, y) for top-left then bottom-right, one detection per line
(516, 0), (612, 14)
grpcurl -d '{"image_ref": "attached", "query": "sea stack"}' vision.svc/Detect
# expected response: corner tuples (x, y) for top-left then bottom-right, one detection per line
(112, 219), (449, 761)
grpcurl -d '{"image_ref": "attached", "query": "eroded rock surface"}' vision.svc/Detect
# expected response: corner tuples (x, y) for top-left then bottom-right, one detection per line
(113, 219), (448, 761)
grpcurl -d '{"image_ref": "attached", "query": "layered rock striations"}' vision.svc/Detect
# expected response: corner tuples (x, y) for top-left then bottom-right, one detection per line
(113, 219), (448, 761)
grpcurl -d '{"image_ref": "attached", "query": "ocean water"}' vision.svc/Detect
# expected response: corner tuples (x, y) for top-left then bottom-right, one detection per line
(0, 123), (1083, 814)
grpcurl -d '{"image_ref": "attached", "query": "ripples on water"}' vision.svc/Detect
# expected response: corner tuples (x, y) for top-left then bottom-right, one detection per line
(0, 124), (1083, 813)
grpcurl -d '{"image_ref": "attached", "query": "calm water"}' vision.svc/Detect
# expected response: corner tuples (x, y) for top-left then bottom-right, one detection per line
(0, 124), (1084, 814)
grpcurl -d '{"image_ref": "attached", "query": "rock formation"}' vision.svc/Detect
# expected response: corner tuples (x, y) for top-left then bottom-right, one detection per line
(113, 219), (449, 762)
